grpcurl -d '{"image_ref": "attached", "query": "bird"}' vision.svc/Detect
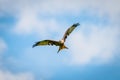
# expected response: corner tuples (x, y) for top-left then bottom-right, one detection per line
(32, 23), (80, 53)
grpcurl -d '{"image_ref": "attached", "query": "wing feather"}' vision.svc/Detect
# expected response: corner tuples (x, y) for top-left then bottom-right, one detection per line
(32, 40), (60, 48)
(62, 23), (80, 42)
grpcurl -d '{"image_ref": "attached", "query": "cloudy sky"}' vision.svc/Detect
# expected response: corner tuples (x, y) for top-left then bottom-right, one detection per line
(0, 0), (120, 80)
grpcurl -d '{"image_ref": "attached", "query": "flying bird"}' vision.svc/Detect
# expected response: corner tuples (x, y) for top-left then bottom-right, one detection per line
(32, 23), (80, 53)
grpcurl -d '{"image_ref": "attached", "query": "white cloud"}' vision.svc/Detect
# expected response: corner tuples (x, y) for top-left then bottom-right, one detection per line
(0, 70), (35, 80)
(12, 8), (60, 36)
(9, 0), (120, 65)
(0, 0), (119, 15)
(0, 38), (7, 54)
(69, 24), (120, 65)
(0, 0), (119, 36)
(0, 0), (120, 65)
(0, 38), (7, 67)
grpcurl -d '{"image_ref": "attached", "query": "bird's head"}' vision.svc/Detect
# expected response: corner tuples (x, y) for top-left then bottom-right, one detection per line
(59, 40), (64, 43)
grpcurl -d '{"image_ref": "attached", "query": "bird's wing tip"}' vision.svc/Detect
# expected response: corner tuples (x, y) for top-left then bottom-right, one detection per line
(76, 23), (80, 26)
(73, 23), (80, 27)
(32, 45), (35, 48)
(32, 43), (37, 48)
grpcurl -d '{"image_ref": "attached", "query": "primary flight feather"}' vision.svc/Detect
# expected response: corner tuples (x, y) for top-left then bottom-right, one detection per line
(32, 23), (80, 53)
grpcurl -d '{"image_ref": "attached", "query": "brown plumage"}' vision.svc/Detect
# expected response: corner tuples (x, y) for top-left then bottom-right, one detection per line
(32, 23), (80, 53)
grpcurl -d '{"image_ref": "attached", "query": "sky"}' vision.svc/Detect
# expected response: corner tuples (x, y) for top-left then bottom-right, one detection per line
(0, 0), (120, 80)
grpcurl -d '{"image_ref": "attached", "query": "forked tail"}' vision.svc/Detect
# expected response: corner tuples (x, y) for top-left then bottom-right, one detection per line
(57, 45), (68, 53)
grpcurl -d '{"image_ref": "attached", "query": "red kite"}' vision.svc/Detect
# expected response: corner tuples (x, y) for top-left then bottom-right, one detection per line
(32, 23), (80, 53)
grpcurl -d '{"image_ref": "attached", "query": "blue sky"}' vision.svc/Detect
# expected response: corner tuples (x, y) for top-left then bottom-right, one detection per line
(0, 0), (120, 80)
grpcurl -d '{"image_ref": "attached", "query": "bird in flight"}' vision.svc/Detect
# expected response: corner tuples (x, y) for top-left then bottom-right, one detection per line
(32, 23), (80, 53)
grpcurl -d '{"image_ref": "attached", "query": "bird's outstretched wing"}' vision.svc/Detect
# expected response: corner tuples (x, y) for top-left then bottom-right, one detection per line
(62, 23), (80, 42)
(32, 40), (61, 48)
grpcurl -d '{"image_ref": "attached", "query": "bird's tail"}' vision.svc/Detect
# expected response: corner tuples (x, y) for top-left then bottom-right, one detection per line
(57, 45), (68, 53)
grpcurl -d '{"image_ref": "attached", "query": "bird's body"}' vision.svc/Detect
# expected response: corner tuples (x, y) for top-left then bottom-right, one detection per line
(32, 23), (80, 53)
(57, 40), (68, 53)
